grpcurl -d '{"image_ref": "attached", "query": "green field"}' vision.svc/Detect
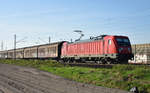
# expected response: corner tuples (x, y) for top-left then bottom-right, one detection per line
(0, 59), (150, 93)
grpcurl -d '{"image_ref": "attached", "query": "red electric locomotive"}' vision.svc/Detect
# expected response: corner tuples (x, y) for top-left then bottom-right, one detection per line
(61, 35), (133, 64)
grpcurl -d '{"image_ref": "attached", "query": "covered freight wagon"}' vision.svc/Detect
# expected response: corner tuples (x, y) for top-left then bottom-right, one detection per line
(0, 41), (64, 59)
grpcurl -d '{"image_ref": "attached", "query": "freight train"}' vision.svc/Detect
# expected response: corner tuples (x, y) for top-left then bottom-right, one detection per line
(0, 35), (133, 64)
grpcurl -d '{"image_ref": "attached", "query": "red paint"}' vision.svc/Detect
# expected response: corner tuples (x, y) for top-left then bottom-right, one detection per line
(62, 35), (132, 57)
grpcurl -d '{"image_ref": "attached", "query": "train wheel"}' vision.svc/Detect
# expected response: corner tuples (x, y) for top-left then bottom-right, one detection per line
(66, 59), (71, 63)
(96, 61), (101, 64)
(106, 58), (112, 64)
(107, 61), (111, 64)
(111, 60), (117, 64)
(59, 60), (64, 63)
(101, 58), (106, 64)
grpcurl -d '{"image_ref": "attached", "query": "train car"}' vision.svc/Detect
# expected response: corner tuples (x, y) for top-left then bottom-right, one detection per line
(0, 41), (64, 60)
(24, 47), (31, 59)
(8, 50), (14, 59)
(38, 42), (64, 59)
(22, 41), (64, 59)
(23, 41), (64, 59)
(24, 46), (38, 59)
(0, 51), (8, 59)
(16, 48), (24, 59)
(61, 35), (133, 64)
(30, 46), (38, 58)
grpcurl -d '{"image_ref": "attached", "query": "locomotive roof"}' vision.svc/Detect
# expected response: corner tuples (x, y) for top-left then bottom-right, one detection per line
(70, 35), (129, 44)
(70, 35), (107, 44)
(71, 39), (101, 44)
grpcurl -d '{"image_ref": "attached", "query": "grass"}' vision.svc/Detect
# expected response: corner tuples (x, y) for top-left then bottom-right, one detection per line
(0, 59), (150, 93)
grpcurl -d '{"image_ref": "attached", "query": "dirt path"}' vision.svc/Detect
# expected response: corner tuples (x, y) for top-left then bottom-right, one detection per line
(0, 63), (129, 93)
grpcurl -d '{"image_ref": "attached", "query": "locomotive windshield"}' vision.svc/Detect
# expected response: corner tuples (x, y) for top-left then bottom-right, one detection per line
(116, 38), (130, 46)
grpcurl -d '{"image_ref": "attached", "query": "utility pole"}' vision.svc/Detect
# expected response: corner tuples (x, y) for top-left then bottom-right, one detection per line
(5, 42), (7, 50)
(70, 39), (73, 43)
(49, 37), (51, 44)
(14, 34), (16, 59)
(1, 41), (3, 51)
(13, 34), (27, 59)
(134, 44), (136, 63)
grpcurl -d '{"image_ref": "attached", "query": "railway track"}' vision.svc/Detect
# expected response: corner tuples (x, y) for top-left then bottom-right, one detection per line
(61, 62), (114, 68)
(61, 62), (150, 68)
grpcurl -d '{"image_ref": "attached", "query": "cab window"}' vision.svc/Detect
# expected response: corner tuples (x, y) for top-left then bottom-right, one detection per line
(116, 38), (130, 46)
(108, 40), (111, 45)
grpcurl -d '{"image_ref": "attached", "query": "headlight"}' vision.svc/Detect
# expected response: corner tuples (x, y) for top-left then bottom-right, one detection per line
(119, 48), (123, 52)
(128, 48), (131, 52)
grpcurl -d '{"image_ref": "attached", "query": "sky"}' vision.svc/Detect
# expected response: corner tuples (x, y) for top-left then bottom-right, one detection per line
(0, 0), (150, 50)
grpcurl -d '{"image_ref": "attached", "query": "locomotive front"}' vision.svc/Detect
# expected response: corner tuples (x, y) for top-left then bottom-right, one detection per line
(114, 36), (133, 63)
